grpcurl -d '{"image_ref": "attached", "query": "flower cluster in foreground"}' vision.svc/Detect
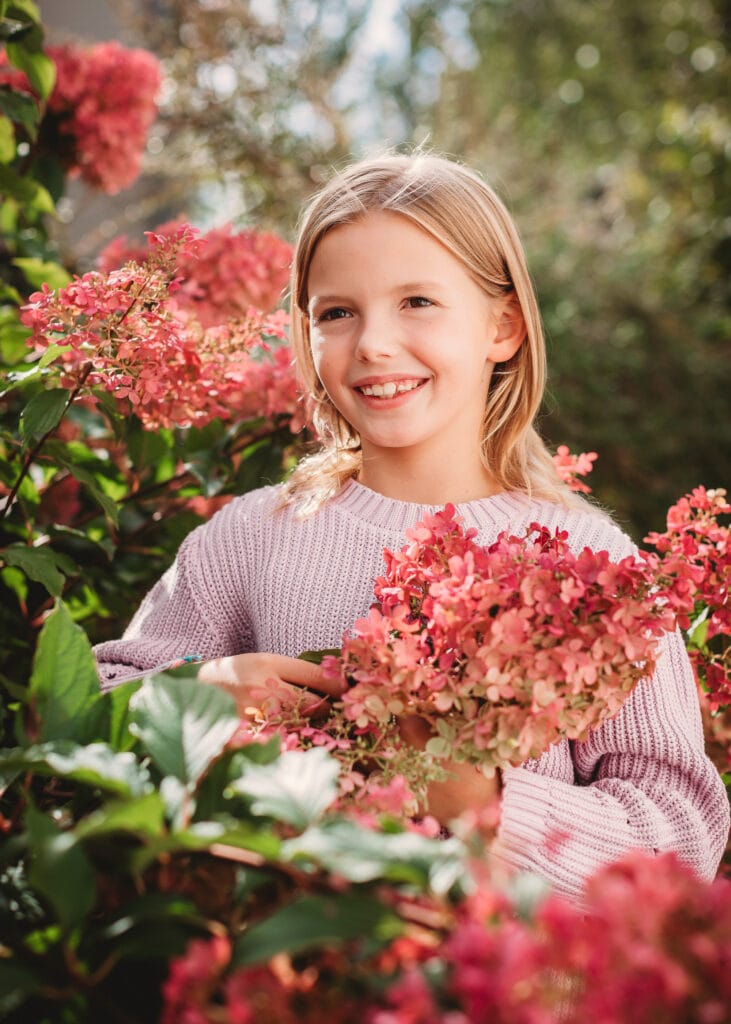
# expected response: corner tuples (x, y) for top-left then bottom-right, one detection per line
(319, 506), (697, 773)
(0, 42), (161, 193)
(161, 850), (731, 1024)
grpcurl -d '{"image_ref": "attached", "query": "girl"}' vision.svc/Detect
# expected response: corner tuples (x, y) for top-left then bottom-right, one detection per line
(94, 152), (729, 902)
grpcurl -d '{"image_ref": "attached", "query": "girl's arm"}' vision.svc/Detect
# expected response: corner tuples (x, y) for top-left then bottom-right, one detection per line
(494, 627), (730, 902)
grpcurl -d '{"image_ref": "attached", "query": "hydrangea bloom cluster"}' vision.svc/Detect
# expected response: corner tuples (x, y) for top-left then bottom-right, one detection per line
(20, 226), (304, 431)
(646, 486), (730, 710)
(98, 220), (293, 326)
(552, 443), (598, 493)
(160, 851), (731, 1024)
(323, 506), (698, 772)
(0, 43), (161, 193)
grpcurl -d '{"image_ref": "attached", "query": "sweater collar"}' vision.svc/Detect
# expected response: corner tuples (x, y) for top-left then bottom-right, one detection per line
(329, 477), (535, 534)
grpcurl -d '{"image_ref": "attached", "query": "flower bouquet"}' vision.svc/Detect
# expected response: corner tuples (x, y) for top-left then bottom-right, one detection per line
(317, 505), (697, 775)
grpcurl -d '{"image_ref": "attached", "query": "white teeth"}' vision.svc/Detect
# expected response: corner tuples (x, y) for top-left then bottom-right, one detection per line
(359, 380), (421, 397)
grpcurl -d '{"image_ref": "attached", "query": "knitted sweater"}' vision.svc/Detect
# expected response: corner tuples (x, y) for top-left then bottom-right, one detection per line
(94, 479), (730, 900)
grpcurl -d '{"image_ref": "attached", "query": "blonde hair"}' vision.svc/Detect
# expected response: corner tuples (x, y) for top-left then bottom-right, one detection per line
(282, 151), (587, 515)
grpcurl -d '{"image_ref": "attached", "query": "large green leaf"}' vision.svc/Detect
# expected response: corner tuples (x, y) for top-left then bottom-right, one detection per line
(103, 677), (143, 752)
(282, 819), (467, 895)
(233, 893), (402, 967)
(25, 803), (95, 932)
(19, 387), (68, 446)
(1, 544), (74, 596)
(128, 675), (239, 786)
(0, 741), (151, 797)
(229, 747), (340, 831)
(28, 600), (104, 743)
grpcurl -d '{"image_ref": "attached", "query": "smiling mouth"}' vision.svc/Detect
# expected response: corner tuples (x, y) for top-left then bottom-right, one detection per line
(355, 379), (427, 398)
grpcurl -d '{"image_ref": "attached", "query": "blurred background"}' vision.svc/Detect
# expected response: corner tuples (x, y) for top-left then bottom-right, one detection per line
(39, 0), (730, 540)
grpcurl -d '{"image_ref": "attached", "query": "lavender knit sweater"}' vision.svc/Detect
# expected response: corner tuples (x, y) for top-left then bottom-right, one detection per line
(94, 479), (730, 899)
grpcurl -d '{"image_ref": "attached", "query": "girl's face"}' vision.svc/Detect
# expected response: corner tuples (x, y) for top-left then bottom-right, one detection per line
(307, 210), (520, 479)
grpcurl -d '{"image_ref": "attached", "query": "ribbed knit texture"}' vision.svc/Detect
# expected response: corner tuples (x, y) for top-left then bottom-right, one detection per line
(94, 479), (730, 900)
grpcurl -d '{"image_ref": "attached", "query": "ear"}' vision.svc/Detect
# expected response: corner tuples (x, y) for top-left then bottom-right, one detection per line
(486, 293), (526, 364)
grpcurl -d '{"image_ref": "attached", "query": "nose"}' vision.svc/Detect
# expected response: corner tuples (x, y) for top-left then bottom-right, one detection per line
(353, 311), (400, 362)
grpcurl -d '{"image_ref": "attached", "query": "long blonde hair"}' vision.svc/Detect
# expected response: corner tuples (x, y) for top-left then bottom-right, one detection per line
(282, 151), (585, 514)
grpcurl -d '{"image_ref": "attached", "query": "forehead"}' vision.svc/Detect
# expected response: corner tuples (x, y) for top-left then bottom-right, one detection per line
(306, 210), (468, 292)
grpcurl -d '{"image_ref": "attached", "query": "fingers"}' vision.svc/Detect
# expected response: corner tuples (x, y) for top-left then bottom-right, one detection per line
(263, 654), (345, 697)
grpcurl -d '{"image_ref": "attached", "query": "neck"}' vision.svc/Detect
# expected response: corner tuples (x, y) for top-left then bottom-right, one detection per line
(358, 447), (500, 505)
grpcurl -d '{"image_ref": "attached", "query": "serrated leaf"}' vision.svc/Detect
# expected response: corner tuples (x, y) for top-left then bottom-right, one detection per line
(129, 675), (239, 787)
(228, 747), (340, 831)
(0, 741), (151, 796)
(5, 40), (55, 100)
(19, 387), (68, 445)
(13, 257), (70, 290)
(28, 600), (103, 742)
(25, 803), (95, 932)
(282, 819), (467, 894)
(2, 544), (70, 596)
(233, 893), (402, 967)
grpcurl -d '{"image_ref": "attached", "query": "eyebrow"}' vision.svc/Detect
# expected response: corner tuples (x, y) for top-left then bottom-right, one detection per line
(308, 281), (444, 311)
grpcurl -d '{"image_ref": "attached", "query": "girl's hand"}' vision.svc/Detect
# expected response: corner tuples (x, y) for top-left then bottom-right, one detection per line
(398, 714), (502, 828)
(197, 652), (344, 718)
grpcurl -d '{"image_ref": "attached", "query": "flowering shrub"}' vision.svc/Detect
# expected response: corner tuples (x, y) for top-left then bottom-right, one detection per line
(159, 850), (731, 1024)
(0, 42), (162, 193)
(19, 224), (302, 430)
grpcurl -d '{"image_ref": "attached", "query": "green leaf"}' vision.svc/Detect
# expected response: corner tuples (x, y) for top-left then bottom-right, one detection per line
(12, 256), (70, 290)
(298, 648), (341, 664)
(0, 162), (53, 211)
(74, 792), (166, 841)
(0, 86), (39, 136)
(228, 747), (340, 831)
(57, 457), (120, 526)
(25, 803), (94, 932)
(282, 819), (467, 894)
(233, 893), (402, 967)
(1, 544), (73, 596)
(19, 387), (68, 445)
(7, 0), (43, 22)
(104, 677), (143, 752)
(0, 741), (152, 796)
(129, 675), (239, 787)
(5, 41), (55, 100)
(0, 113), (15, 162)
(28, 600), (104, 743)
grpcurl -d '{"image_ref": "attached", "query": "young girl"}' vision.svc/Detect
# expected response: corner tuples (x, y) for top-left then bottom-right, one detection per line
(94, 152), (729, 901)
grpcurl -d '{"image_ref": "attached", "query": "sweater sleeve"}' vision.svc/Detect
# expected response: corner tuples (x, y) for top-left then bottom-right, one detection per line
(496, 625), (730, 902)
(494, 508), (730, 901)
(94, 501), (255, 692)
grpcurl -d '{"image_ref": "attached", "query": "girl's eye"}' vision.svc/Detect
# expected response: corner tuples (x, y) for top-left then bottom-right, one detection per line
(315, 307), (351, 323)
(405, 296), (433, 309)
